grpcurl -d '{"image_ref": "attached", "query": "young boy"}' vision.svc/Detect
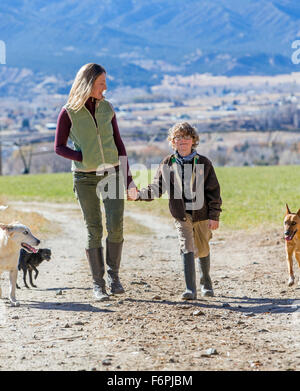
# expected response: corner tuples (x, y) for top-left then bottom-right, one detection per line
(129, 122), (222, 300)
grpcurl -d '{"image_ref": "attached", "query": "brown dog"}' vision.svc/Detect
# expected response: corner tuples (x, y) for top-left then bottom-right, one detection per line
(284, 204), (300, 286)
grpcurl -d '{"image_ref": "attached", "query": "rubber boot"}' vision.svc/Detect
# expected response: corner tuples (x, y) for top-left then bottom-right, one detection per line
(198, 253), (214, 297)
(181, 252), (197, 300)
(85, 248), (109, 301)
(106, 239), (125, 294)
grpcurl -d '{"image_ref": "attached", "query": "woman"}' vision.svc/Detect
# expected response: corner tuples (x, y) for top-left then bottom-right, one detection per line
(54, 63), (136, 301)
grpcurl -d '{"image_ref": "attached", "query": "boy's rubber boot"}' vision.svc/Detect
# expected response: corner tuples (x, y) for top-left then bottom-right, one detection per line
(85, 248), (109, 301)
(198, 253), (214, 297)
(181, 252), (197, 300)
(106, 239), (125, 294)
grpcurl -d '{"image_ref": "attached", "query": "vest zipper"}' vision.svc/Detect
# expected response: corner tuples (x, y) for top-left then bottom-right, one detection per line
(83, 105), (106, 165)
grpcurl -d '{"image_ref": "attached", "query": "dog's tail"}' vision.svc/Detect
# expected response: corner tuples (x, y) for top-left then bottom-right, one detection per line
(0, 205), (8, 211)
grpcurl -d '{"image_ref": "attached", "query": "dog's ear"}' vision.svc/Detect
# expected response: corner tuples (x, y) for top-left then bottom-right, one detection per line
(297, 209), (300, 218)
(0, 223), (11, 231)
(286, 204), (292, 215)
(0, 223), (13, 234)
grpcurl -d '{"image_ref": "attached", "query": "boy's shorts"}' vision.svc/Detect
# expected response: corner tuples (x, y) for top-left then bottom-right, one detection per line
(174, 213), (212, 258)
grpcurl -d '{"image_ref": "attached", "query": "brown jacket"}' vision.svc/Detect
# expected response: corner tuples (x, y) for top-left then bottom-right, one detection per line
(138, 154), (222, 222)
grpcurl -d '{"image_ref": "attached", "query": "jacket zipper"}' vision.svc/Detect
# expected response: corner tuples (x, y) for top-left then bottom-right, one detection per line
(171, 156), (197, 221)
(83, 105), (106, 165)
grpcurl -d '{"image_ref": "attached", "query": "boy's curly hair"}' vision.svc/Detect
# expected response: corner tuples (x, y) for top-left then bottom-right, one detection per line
(167, 122), (199, 149)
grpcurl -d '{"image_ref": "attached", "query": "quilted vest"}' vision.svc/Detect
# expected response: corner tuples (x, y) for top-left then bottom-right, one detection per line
(65, 99), (119, 172)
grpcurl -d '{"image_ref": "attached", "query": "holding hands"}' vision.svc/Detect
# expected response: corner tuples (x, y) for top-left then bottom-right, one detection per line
(127, 187), (139, 201)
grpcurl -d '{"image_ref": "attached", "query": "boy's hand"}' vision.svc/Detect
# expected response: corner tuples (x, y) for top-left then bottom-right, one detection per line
(208, 220), (219, 230)
(127, 187), (139, 201)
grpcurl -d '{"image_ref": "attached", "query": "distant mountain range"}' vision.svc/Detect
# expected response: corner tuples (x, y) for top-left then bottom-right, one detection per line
(1, 0), (300, 96)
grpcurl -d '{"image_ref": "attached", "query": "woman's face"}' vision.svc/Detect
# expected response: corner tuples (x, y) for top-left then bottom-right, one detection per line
(90, 73), (107, 99)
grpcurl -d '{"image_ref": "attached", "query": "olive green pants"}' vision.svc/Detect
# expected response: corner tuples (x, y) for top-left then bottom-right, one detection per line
(73, 171), (124, 249)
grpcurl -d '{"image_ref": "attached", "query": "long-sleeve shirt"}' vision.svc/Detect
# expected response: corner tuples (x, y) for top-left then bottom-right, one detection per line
(54, 97), (134, 189)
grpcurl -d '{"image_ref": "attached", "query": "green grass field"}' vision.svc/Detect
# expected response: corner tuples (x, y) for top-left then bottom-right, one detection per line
(1, 165), (300, 229)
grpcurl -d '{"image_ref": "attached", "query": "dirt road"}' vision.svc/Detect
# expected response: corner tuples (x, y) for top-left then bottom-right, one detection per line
(0, 201), (299, 371)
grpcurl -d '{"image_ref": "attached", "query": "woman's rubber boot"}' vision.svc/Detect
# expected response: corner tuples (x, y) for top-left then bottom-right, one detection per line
(85, 247), (109, 301)
(181, 252), (197, 300)
(106, 239), (125, 294)
(198, 253), (214, 297)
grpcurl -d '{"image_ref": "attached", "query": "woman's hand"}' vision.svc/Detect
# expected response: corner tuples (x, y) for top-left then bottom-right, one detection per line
(208, 220), (219, 230)
(127, 187), (139, 201)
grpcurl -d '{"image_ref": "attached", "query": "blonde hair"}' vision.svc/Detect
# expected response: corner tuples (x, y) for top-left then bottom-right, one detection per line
(167, 122), (199, 149)
(66, 63), (106, 112)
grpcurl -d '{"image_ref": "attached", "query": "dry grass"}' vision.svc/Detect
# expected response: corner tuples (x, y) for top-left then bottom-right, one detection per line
(100, 214), (153, 238)
(124, 216), (153, 236)
(0, 200), (59, 238)
(0, 196), (150, 242)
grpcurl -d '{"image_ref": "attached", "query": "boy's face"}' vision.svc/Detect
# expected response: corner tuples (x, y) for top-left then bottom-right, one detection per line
(172, 133), (194, 156)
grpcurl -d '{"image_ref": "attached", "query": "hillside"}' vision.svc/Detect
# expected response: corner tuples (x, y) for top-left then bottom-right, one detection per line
(0, 0), (300, 96)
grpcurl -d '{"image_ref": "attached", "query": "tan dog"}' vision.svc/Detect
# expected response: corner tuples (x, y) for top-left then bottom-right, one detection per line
(284, 204), (300, 286)
(0, 219), (40, 306)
